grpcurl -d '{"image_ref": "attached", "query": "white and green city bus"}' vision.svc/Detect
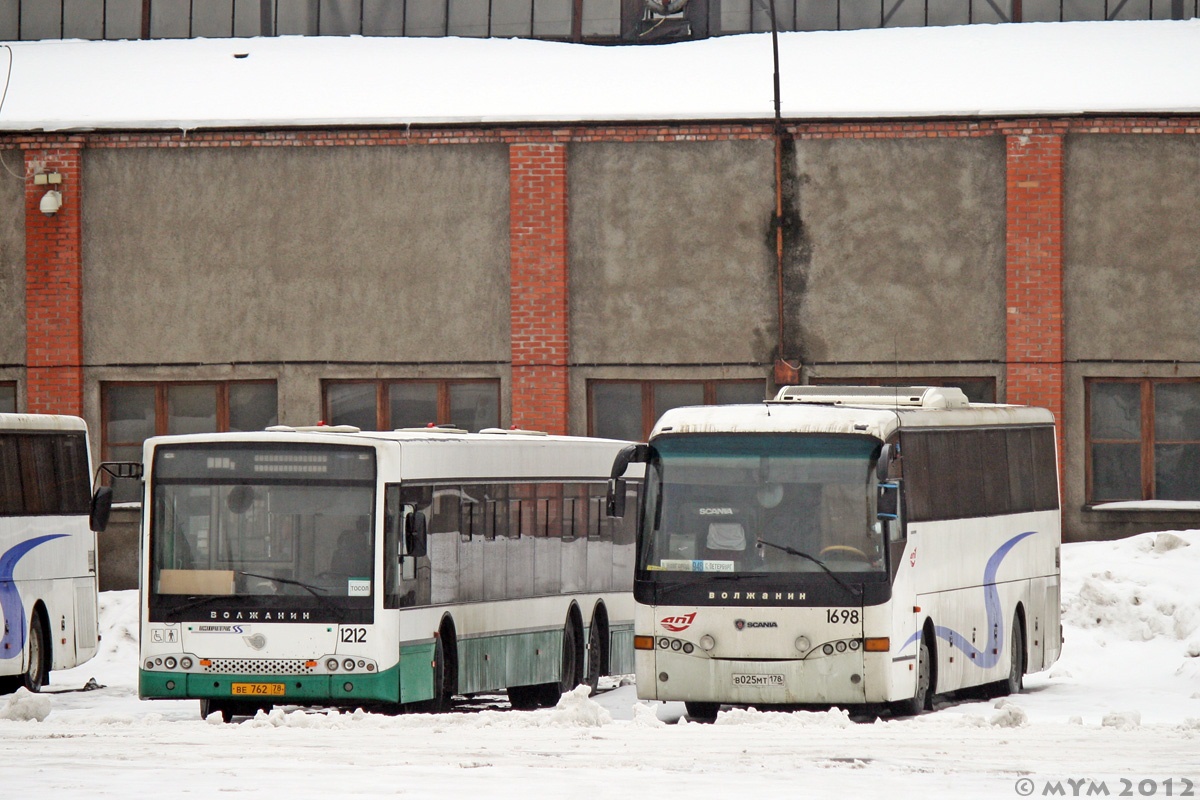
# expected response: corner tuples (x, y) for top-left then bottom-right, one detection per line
(607, 386), (1061, 719)
(138, 425), (641, 721)
(0, 413), (116, 693)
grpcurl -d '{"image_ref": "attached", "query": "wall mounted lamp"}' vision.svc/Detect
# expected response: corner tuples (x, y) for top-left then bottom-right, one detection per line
(34, 172), (63, 215)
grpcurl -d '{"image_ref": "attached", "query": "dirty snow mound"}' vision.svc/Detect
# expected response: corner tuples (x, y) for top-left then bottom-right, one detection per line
(547, 685), (612, 727)
(0, 688), (51, 722)
(1061, 530), (1200, 642)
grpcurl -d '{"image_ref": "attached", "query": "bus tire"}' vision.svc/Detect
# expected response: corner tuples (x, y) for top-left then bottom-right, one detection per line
(420, 622), (457, 713)
(199, 699), (235, 723)
(22, 611), (48, 693)
(583, 617), (604, 695)
(506, 684), (541, 710)
(1004, 617), (1026, 695)
(894, 632), (932, 716)
(534, 616), (584, 707)
(984, 614), (1026, 699)
(684, 701), (719, 721)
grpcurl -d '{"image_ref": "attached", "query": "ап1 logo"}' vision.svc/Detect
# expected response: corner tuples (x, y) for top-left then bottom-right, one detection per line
(660, 612), (696, 632)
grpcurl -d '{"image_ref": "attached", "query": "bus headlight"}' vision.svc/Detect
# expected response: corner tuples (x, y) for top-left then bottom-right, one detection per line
(794, 636), (811, 654)
(326, 658), (339, 671)
(180, 657), (193, 669)
(699, 635), (715, 652)
(343, 659), (356, 671)
(164, 657), (177, 669)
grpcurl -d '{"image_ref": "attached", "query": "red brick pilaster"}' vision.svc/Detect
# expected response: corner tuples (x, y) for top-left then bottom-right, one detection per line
(509, 143), (569, 434)
(1004, 124), (1065, 464)
(24, 143), (84, 415)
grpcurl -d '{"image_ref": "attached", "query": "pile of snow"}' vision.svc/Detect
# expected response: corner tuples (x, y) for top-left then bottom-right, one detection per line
(1061, 529), (1200, 653)
(0, 688), (50, 722)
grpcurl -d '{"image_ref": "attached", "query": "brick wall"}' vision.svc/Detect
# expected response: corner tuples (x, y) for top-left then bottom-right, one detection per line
(14, 117), (1199, 438)
(1002, 123), (1066, 466)
(509, 143), (570, 434)
(23, 142), (84, 415)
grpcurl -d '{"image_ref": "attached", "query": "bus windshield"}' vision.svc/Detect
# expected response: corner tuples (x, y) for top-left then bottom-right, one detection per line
(638, 434), (884, 576)
(148, 443), (376, 617)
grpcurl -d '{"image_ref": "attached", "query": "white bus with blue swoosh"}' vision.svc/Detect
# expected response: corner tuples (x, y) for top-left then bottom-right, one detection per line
(607, 386), (1061, 719)
(137, 425), (642, 721)
(0, 414), (117, 693)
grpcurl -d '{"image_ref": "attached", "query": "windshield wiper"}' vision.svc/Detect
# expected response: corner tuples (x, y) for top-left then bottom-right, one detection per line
(755, 538), (861, 598)
(237, 571), (344, 620)
(166, 594), (219, 616)
(654, 572), (749, 597)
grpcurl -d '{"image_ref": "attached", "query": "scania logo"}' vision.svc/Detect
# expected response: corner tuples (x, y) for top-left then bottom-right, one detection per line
(661, 612), (696, 632)
(735, 619), (778, 630)
(243, 633), (267, 650)
(699, 508), (734, 515)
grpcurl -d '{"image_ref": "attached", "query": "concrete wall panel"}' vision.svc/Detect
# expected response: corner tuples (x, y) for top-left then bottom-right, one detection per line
(568, 140), (777, 366)
(0, 150), (25, 368)
(82, 145), (511, 366)
(789, 137), (1006, 366)
(1065, 135), (1200, 362)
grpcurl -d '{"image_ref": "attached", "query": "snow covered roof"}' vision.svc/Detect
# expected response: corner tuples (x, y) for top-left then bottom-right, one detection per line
(1, 19), (1198, 132)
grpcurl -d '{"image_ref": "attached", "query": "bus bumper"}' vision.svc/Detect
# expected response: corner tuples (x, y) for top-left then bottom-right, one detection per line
(139, 665), (403, 705)
(637, 647), (884, 706)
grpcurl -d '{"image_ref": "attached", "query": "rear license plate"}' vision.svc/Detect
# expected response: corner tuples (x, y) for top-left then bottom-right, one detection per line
(733, 674), (785, 687)
(231, 682), (285, 697)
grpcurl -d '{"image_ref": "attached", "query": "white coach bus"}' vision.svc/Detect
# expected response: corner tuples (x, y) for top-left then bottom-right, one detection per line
(137, 425), (642, 721)
(0, 414), (115, 693)
(607, 386), (1061, 719)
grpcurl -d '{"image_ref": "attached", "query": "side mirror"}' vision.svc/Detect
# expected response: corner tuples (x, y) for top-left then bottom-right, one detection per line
(99, 461), (144, 481)
(875, 443), (896, 482)
(404, 511), (428, 559)
(607, 443), (649, 518)
(877, 482), (899, 521)
(89, 486), (114, 532)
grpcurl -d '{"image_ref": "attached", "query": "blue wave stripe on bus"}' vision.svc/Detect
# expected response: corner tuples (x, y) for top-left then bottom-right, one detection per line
(899, 530), (1036, 670)
(0, 535), (69, 660)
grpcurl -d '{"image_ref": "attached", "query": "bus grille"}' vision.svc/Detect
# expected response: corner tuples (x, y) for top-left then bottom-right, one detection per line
(203, 659), (315, 675)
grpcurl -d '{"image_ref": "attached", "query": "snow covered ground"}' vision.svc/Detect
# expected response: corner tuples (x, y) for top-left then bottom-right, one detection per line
(3, 529), (1199, 798)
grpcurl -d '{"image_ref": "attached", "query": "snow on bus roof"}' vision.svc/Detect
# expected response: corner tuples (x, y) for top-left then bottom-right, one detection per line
(0, 412), (88, 432)
(650, 399), (1053, 440)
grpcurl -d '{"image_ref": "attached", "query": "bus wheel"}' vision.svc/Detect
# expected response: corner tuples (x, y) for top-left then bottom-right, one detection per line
(418, 628), (456, 713)
(534, 619), (582, 707)
(199, 699), (234, 723)
(22, 614), (47, 693)
(583, 620), (603, 695)
(684, 701), (719, 721)
(894, 633), (932, 716)
(506, 685), (541, 710)
(1004, 618), (1026, 695)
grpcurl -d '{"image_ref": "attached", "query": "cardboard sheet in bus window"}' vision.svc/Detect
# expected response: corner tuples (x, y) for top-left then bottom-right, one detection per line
(158, 569), (235, 595)
(347, 578), (371, 597)
(656, 559), (735, 573)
